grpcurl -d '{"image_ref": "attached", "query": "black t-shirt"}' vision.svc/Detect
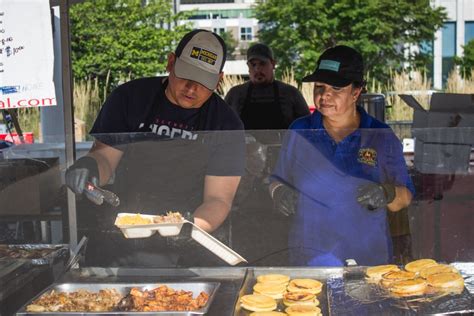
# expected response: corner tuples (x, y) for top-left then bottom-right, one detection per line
(89, 77), (245, 211)
(91, 77), (243, 136)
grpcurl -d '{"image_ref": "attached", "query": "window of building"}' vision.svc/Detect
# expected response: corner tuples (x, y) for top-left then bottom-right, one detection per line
(442, 22), (456, 85)
(181, 0), (233, 4)
(466, 21), (474, 43)
(213, 28), (226, 35)
(240, 27), (252, 41)
(188, 9), (253, 20)
(419, 40), (434, 83)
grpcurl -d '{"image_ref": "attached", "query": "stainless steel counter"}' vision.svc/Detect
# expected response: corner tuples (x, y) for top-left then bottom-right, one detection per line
(9, 265), (474, 316)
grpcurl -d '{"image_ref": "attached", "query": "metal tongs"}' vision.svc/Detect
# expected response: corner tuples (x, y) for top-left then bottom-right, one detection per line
(84, 181), (120, 207)
(56, 236), (88, 281)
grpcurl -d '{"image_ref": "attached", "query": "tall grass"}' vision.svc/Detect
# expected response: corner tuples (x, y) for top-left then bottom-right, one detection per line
(385, 70), (432, 121)
(73, 73), (110, 140)
(446, 68), (474, 93)
(11, 75), (109, 142)
(10, 66), (474, 142)
(220, 74), (244, 96)
(280, 68), (313, 106)
(16, 108), (40, 139)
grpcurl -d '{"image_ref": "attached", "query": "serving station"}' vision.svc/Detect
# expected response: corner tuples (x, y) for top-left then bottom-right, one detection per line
(1, 263), (472, 316)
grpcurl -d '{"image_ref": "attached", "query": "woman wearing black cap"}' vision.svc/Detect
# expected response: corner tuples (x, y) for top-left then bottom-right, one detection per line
(269, 45), (414, 266)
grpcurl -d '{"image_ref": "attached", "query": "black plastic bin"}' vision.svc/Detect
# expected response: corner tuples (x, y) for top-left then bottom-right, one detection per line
(358, 93), (386, 122)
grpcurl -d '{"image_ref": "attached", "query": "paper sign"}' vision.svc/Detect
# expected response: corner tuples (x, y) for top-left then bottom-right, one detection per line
(0, 0), (56, 109)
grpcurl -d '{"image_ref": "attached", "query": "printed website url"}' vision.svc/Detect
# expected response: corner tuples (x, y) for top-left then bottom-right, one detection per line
(0, 97), (56, 109)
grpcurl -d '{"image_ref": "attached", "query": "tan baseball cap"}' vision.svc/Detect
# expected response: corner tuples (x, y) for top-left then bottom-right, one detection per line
(174, 29), (226, 90)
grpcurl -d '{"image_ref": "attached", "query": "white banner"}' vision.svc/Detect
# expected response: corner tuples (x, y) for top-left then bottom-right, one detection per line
(0, 0), (56, 109)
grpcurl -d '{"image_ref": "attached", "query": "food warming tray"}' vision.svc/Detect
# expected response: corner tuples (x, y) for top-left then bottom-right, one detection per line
(327, 266), (474, 315)
(234, 267), (341, 315)
(0, 244), (69, 265)
(16, 282), (220, 316)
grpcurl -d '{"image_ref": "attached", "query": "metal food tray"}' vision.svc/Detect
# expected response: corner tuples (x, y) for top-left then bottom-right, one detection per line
(0, 258), (29, 284)
(234, 267), (342, 315)
(327, 266), (474, 315)
(16, 282), (220, 316)
(0, 244), (69, 265)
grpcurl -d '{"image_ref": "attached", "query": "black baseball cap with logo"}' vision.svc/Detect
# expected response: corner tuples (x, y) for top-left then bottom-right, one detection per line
(174, 29), (227, 90)
(302, 45), (364, 87)
(247, 43), (274, 62)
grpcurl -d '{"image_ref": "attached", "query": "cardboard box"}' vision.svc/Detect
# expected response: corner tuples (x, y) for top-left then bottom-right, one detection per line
(0, 158), (60, 215)
(399, 93), (474, 174)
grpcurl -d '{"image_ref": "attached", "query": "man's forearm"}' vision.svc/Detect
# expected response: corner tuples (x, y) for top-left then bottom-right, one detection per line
(193, 199), (232, 233)
(88, 140), (123, 186)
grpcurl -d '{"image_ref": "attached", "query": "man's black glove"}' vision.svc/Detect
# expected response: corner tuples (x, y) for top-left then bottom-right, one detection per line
(65, 156), (102, 204)
(357, 183), (396, 211)
(270, 183), (299, 216)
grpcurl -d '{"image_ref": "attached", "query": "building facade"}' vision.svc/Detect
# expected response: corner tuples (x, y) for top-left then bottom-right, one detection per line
(432, 0), (474, 88)
(178, 0), (258, 59)
(177, 0), (474, 85)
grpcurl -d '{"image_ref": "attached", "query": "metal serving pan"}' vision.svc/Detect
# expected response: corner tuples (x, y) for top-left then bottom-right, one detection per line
(16, 282), (220, 316)
(0, 258), (29, 284)
(234, 267), (343, 315)
(0, 244), (69, 265)
(327, 266), (474, 315)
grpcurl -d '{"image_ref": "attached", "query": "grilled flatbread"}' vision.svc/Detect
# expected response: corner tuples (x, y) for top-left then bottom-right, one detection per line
(419, 264), (458, 279)
(366, 265), (400, 282)
(250, 312), (287, 316)
(389, 278), (427, 297)
(404, 259), (437, 273)
(426, 272), (464, 290)
(285, 305), (322, 316)
(287, 279), (323, 295)
(253, 282), (287, 299)
(240, 294), (277, 312)
(256, 274), (291, 285)
(380, 270), (416, 288)
(283, 292), (319, 307)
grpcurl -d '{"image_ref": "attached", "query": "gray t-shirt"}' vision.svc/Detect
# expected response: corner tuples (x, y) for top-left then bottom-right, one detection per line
(225, 80), (310, 129)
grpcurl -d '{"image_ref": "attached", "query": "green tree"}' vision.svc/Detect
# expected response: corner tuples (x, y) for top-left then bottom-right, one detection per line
(255, 0), (446, 83)
(70, 0), (192, 89)
(220, 30), (238, 60)
(455, 40), (474, 78)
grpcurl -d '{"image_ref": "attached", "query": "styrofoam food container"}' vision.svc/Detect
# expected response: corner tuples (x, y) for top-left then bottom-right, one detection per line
(114, 213), (185, 238)
(120, 226), (157, 239)
(190, 223), (247, 266)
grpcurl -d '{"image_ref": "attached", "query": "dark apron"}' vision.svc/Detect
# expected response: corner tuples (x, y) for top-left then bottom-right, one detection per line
(240, 82), (286, 130)
(82, 87), (226, 267)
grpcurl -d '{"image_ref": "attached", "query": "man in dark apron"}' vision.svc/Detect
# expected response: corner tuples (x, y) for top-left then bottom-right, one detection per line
(66, 30), (245, 267)
(225, 43), (310, 131)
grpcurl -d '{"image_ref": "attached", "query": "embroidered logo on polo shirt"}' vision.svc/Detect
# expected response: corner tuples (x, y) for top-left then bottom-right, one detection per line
(190, 46), (217, 65)
(358, 148), (377, 167)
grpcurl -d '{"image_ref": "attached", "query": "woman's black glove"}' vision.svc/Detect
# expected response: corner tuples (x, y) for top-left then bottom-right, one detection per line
(357, 183), (396, 211)
(270, 183), (299, 216)
(65, 156), (101, 204)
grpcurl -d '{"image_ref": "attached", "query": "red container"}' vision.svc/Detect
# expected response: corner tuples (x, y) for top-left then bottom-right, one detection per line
(0, 132), (34, 144)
